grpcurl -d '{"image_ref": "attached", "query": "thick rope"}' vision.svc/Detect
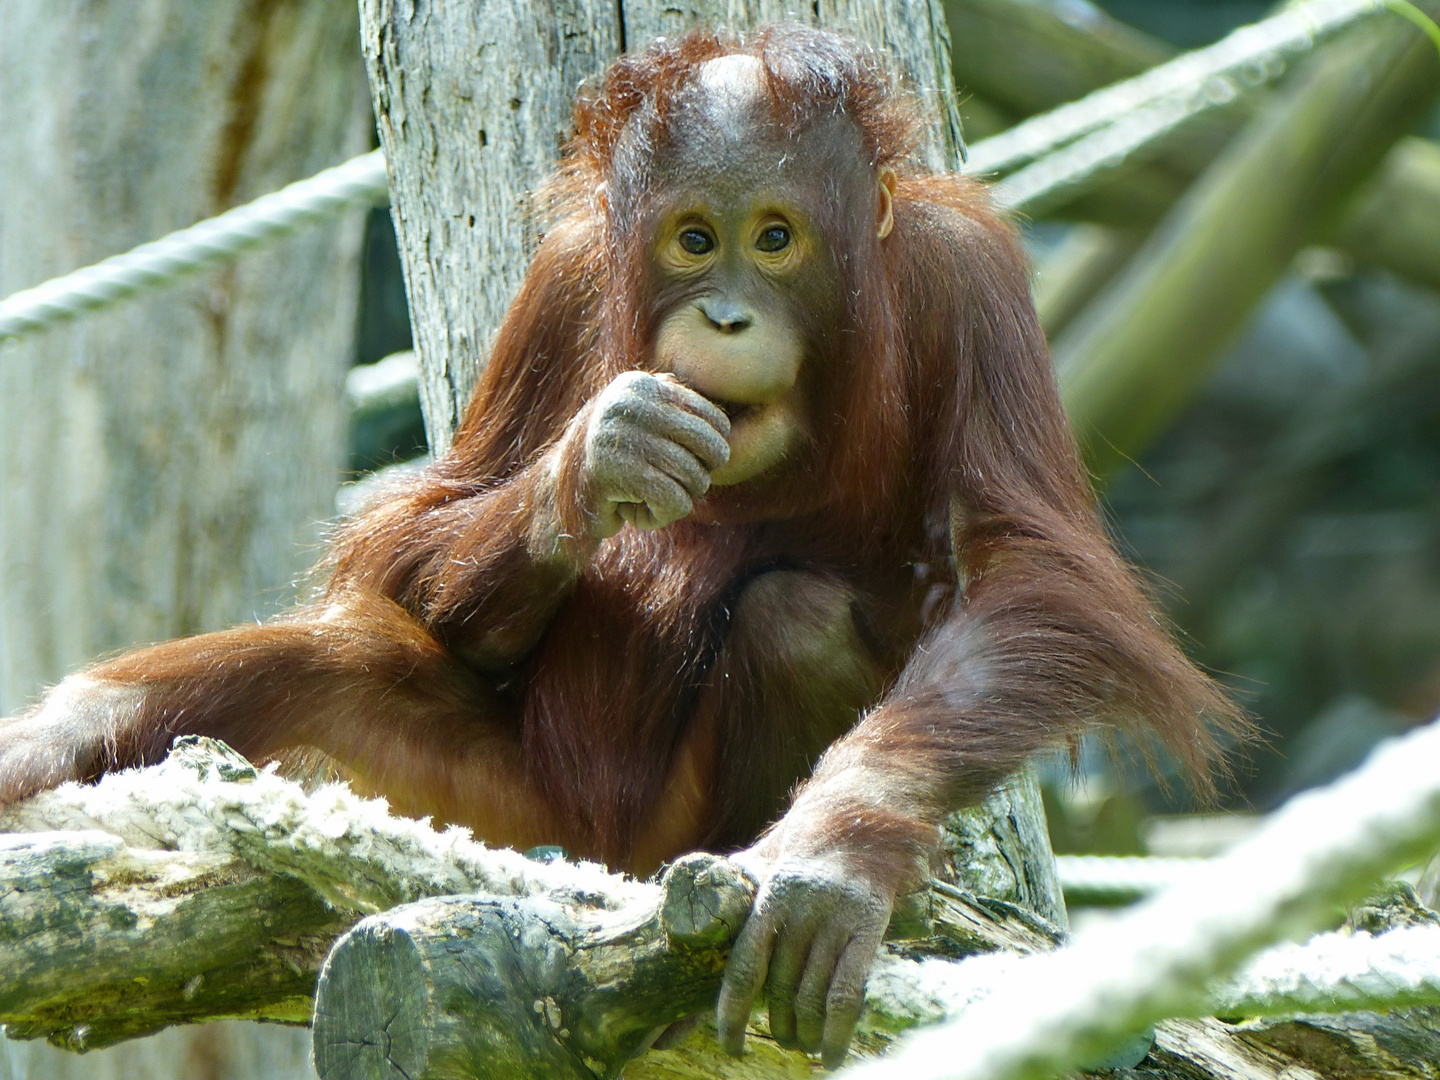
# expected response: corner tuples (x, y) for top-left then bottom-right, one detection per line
(843, 715), (1440, 1080)
(0, 150), (389, 342)
(1214, 922), (1440, 1016)
(866, 923), (1440, 1029)
(1055, 854), (1209, 904)
(984, 0), (1405, 216)
(0, 1), (1393, 346)
(972, 0), (1390, 182)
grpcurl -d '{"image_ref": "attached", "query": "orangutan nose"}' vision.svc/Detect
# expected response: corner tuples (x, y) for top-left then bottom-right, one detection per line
(699, 300), (753, 334)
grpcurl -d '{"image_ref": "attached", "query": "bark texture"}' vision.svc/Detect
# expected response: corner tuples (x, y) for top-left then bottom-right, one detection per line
(0, 0), (371, 717)
(0, 741), (1056, 1063)
(360, 0), (963, 447)
(0, 741), (1434, 1079)
(0, 2), (371, 1076)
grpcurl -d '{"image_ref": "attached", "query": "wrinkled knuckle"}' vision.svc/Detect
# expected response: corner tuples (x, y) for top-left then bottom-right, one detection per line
(726, 957), (765, 991)
(827, 980), (864, 1013)
(613, 369), (654, 394)
(794, 990), (826, 1024)
(768, 973), (799, 1001)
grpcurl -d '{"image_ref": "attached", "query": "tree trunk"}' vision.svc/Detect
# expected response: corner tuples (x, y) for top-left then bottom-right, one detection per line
(0, 0), (370, 714)
(359, 0), (1062, 929)
(0, 1), (371, 1076)
(361, 0), (964, 449)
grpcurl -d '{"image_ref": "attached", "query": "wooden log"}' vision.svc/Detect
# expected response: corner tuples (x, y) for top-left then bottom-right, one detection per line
(311, 854), (754, 1080)
(1053, 7), (1440, 474)
(310, 851), (1072, 1080)
(0, 741), (1436, 1078)
(0, 830), (347, 1050)
(311, 851), (1440, 1080)
(0, 739), (1056, 1054)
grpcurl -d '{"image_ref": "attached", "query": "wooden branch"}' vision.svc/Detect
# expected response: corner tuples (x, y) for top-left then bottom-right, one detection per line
(0, 737), (649, 1050)
(311, 854), (756, 1080)
(0, 738), (1055, 1055)
(1, 738), (1439, 1080)
(0, 829), (344, 1049)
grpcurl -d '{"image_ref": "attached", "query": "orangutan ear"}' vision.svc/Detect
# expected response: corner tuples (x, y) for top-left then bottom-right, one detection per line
(876, 168), (897, 240)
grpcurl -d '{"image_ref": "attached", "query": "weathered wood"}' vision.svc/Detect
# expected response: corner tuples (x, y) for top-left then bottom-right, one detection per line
(937, 766), (1067, 931)
(309, 848), (1075, 1080)
(361, 0), (964, 444)
(0, 3), (369, 1075)
(310, 852), (1440, 1079)
(0, 739), (1052, 1053)
(312, 854), (752, 1080)
(0, 0), (371, 716)
(0, 830), (346, 1050)
(1053, 8), (1440, 474)
(0, 740), (1437, 1078)
(358, 0), (621, 453)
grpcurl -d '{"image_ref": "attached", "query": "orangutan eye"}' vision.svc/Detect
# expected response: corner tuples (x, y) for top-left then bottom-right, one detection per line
(678, 229), (715, 255)
(756, 225), (791, 253)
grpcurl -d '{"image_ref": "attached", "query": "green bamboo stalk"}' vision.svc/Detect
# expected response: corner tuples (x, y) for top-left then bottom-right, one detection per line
(1334, 136), (1440, 291)
(945, 0), (1172, 120)
(1052, 8), (1440, 475)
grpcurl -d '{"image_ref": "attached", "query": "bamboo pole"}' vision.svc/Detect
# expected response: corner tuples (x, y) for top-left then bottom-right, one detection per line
(1052, 9), (1440, 474)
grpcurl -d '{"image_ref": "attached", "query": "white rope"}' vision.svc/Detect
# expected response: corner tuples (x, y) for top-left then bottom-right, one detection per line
(0, 1), (1381, 346)
(0, 150), (389, 343)
(843, 715), (1440, 1080)
(969, 0), (1386, 183)
(1055, 854), (1209, 903)
(1214, 922), (1440, 1017)
(865, 923), (1440, 1031)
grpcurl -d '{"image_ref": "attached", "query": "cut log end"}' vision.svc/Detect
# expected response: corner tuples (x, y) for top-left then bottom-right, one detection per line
(312, 918), (431, 1080)
(659, 853), (755, 949)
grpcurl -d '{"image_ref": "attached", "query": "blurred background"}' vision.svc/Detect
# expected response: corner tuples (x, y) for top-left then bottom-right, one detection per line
(1, 0), (1438, 1076)
(945, 0), (1440, 859)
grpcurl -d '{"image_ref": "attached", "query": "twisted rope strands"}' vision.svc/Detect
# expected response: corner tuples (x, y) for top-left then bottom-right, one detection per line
(0, 150), (390, 343)
(983, 0), (1401, 217)
(971, 0), (1383, 184)
(844, 715), (1440, 1080)
(1055, 854), (1210, 903)
(867, 923), (1440, 1033)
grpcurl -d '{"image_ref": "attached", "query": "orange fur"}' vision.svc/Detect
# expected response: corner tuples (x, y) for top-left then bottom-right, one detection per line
(5, 28), (1244, 883)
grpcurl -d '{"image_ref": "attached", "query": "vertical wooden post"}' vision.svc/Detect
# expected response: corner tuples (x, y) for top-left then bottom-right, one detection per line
(0, 0), (372, 714)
